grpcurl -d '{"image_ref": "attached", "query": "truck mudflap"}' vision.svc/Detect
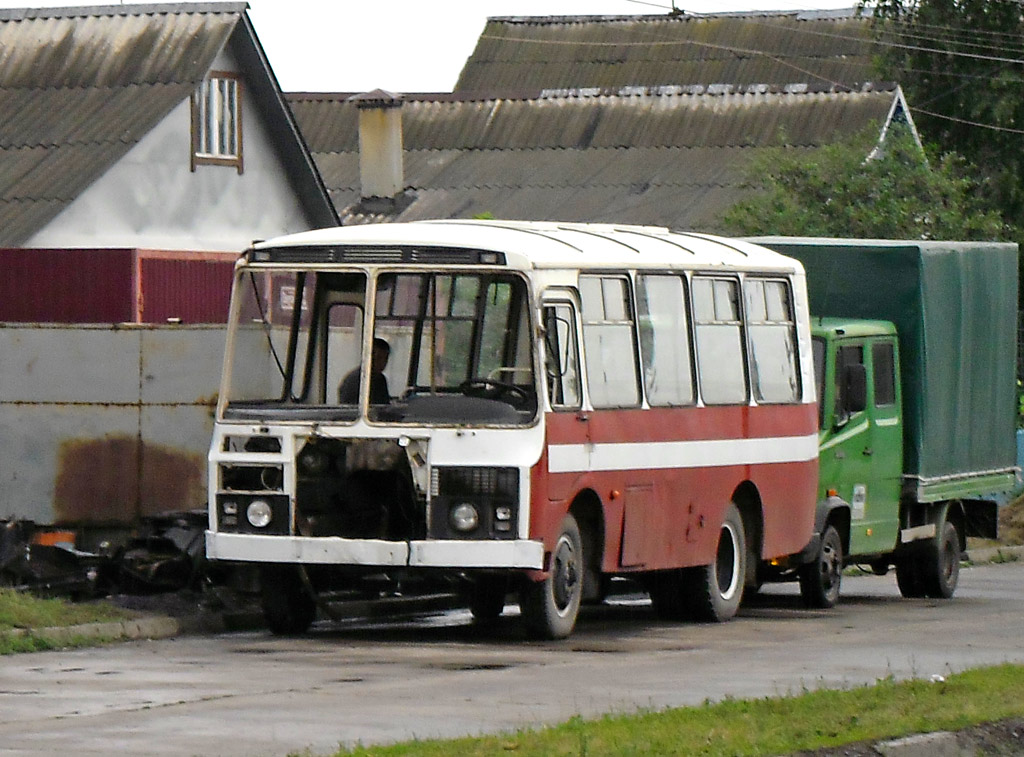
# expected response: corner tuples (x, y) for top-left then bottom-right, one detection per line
(206, 531), (544, 569)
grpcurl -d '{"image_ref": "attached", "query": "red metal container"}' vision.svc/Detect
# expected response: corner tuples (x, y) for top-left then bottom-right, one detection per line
(0, 248), (237, 324)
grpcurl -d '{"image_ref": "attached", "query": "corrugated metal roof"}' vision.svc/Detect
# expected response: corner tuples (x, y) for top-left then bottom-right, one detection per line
(455, 9), (878, 92)
(0, 3), (332, 247)
(288, 85), (900, 231)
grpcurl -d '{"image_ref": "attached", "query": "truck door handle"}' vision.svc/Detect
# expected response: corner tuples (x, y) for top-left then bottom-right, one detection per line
(862, 448), (873, 456)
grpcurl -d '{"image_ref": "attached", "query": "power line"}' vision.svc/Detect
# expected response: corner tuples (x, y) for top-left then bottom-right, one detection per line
(910, 105), (1024, 134)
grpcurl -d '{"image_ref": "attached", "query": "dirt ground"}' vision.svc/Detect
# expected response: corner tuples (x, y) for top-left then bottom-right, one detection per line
(794, 718), (1024, 756)
(998, 494), (1024, 545)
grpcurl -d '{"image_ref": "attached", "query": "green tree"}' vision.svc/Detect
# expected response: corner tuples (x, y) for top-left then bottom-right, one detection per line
(721, 126), (1007, 240)
(869, 0), (1024, 228)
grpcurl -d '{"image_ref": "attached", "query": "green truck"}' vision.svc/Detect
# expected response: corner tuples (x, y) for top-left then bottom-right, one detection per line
(753, 238), (1019, 606)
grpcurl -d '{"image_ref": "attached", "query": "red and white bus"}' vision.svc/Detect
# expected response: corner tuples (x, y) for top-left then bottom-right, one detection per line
(207, 220), (819, 639)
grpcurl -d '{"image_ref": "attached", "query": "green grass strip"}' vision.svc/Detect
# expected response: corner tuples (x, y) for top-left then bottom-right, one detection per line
(0, 588), (133, 631)
(328, 664), (1024, 757)
(0, 588), (136, 654)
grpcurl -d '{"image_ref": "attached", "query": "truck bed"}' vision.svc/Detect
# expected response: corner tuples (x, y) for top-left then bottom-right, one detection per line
(751, 237), (1019, 499)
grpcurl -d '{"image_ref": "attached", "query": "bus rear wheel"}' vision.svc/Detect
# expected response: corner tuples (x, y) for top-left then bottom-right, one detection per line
(689, 504), (747, 623)
(519, 514), (583, 639)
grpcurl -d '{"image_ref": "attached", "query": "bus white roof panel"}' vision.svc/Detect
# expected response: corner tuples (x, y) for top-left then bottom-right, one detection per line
(254, 220), (802, 273)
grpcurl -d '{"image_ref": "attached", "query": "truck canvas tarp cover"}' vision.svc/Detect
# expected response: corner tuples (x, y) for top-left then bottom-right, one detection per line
(751, 237), (1018, 495)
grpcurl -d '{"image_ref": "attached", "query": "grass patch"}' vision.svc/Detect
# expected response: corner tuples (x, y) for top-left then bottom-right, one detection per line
(324, 664), (1024, 757)
(0, 588), (137, 654)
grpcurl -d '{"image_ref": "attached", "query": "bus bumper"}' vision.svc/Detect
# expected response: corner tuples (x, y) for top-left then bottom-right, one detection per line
(206, 532), (544, 569)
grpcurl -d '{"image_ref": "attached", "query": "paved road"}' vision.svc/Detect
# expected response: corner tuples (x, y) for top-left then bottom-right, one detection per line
(2, 562), (1023, 757)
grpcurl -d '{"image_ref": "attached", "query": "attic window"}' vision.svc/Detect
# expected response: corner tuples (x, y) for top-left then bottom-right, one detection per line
(192, 72), (243, 173)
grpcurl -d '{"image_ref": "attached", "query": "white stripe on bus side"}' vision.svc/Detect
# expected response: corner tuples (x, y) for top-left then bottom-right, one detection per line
(547, 434), (819, 474)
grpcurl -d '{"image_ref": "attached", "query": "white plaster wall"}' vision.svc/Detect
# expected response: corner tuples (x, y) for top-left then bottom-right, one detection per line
(25, 48), (316, 252)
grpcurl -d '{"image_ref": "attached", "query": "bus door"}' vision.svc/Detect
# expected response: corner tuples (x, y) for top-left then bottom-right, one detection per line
(541, 293), (586, 504)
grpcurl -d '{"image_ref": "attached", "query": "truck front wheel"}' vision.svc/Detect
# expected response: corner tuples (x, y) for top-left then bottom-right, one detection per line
(798, 524), (843, 608)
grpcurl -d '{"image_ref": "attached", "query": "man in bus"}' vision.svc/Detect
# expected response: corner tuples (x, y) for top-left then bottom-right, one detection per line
(338, 337), (391, 405)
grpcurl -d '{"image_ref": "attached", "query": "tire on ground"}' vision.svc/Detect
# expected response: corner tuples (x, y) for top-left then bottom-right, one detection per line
(260, 564), (317, 635)
(519, 513), (584, 639)
(688, 503), (747, 623)
(798, 523), (843, 609)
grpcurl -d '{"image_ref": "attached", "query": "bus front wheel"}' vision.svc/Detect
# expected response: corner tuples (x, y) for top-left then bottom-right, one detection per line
(260, 565), (317, 635)
(519, 514), (584, 639)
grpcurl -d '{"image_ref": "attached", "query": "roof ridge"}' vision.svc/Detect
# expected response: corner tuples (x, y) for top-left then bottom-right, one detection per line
(0, 2), (247, 22)
(287, 82), (897, 105)
(486, 8), (864, 24)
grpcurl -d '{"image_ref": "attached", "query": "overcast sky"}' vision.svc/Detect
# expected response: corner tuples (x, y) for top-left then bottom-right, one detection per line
(1, 0), (859, 92)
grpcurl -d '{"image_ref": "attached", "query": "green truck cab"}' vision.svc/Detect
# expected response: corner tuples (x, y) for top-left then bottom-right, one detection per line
(754, 238), (1020, 607)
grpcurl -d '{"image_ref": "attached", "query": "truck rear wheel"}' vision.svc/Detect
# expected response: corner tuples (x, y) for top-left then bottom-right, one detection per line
(895, 551), (925, 598)
(922, 520), (960, 599)
(798, 524), (843, 609)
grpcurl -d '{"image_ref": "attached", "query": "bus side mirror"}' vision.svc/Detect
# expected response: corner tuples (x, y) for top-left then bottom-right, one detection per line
(843, 363), (868, 414)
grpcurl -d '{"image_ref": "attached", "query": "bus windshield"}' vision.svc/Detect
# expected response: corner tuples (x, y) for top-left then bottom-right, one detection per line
(223, 267), (537, 425)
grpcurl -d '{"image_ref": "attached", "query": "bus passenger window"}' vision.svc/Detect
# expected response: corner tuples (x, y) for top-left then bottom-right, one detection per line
(693, 277), (747, 404)
(636, 274), (694, 406)
(744, 278), (799, 403)
(580, 275), (640, 408)
(543, 303), (581, 409)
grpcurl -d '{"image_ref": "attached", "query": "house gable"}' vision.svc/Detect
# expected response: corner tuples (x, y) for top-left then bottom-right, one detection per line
(0, 3), (335, 249)
(27, 44), (315, 251)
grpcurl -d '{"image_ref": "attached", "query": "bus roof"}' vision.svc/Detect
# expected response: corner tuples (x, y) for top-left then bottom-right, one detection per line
(251, 220), (803, 273)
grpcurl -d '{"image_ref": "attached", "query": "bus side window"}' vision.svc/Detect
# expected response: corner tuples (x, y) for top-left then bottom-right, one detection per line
(744, 278), (800, 404)
(579, 275), (640, 408)
(692, 276), (747, 404)
(543, 303), (581, 409)
(636, 274), (695, 406)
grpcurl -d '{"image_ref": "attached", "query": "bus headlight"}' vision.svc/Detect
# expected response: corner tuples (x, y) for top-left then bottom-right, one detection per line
(450, 502), (480, 532)
(246, 499), (273, 528)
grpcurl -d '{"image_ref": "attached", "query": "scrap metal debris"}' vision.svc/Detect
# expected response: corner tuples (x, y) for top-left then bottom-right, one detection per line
(1, 510), (217, 600)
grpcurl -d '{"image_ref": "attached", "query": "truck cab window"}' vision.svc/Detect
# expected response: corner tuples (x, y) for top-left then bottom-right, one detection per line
(812, 337), (825, 429)
(835, 345), (865, 422)
(872, 342), (896, 406)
